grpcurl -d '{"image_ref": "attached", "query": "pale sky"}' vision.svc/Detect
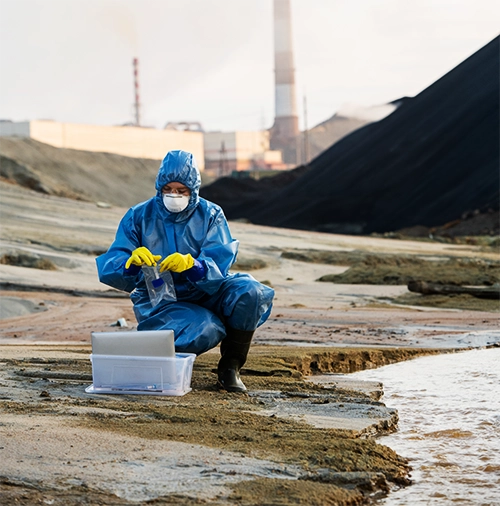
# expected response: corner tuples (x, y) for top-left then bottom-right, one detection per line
(0, 0), (498, 132)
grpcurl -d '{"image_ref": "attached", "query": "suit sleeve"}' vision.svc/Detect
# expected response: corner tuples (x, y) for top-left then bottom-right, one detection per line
(95, 209), (142, 293)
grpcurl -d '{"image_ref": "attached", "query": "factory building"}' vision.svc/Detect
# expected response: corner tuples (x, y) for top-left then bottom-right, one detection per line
(204, 0), (301, 176)
(0, 120), (205, 170)
(1, 3), (302, 177)
(204, 130), (285, 177)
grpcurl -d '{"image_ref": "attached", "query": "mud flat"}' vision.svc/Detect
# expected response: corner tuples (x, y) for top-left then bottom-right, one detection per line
(1, 344), (445, 505)
(1, 181), (499, 504)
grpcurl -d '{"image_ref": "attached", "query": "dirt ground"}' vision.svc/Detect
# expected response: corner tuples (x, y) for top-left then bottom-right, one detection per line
(1, 181), (499, 504)
(1, 344), (446, 505)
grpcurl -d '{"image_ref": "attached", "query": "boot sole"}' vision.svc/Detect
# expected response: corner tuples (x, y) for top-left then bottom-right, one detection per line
(216, 380), (247, 393)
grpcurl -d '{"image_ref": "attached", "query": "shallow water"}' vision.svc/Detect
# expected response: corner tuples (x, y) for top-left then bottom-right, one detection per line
(351, 348), (500, 505)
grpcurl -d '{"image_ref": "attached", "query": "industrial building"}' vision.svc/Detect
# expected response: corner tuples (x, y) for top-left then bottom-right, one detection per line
(0, 120), (205, 170)
(0, 0), (302, 178)
(203, 0), (301, 176)
(0, 120), (291, 177)
(203, 130), (285, 177)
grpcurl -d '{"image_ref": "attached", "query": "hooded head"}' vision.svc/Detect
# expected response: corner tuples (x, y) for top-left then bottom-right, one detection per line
(155, 150), (201, 218)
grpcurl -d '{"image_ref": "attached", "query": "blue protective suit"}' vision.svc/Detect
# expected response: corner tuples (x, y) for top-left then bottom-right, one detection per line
(96, 150), (274, 355)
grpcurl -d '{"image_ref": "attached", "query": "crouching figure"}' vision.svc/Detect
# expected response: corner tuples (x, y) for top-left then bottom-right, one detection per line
(96, 150), (274, 392)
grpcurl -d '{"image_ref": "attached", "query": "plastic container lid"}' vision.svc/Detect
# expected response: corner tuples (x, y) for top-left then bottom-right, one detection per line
(152, 278), (164, 288)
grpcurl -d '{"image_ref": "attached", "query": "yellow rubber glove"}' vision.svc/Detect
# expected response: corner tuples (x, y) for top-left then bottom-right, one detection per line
(125, 247), (162, 269)
(159, 252), (195, 273)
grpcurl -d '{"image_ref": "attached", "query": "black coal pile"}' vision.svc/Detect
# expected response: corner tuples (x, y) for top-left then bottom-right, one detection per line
(201, 37), (499, 235)
(200, 164), (311, 218)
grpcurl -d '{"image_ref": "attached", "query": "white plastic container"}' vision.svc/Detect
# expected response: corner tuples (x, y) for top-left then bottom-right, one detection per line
(85, 353), (196, 396)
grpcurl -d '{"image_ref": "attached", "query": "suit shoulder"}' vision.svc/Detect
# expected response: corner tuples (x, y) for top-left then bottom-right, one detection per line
(128, 197), (156, 214)
(198, 197), (224, 215)
(196, 198), (228, 228)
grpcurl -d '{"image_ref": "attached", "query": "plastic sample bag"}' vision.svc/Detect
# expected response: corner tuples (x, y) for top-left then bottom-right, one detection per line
(142, 265), (177, 307)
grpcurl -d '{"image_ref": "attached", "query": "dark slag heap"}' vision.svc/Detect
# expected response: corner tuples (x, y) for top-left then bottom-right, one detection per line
(201, 36), (499, 235)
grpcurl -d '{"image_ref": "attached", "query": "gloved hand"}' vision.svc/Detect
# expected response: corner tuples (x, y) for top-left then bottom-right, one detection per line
(159, 252), (195, 273)
(125, 247), (161, 269)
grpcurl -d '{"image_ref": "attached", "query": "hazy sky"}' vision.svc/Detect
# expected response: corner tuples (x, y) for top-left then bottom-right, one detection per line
(0, 0), (498, 132)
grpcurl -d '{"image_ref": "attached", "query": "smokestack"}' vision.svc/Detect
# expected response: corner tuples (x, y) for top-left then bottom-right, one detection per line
(270, 0), (299, 165)
(132, 57), (141, 126)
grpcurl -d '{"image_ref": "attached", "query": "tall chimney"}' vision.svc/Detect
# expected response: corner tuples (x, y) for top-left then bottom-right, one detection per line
(270, 0), (299, 165)
(133, 57), (141, 126)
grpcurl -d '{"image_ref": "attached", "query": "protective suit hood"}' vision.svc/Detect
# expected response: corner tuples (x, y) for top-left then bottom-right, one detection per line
(155, 150), (201, 221)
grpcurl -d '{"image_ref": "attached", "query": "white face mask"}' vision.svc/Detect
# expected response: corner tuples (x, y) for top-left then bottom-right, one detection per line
(163, 193), (190, 213)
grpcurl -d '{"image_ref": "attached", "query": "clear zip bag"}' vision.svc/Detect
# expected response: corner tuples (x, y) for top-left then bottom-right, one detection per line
(142, 265), (177, 307)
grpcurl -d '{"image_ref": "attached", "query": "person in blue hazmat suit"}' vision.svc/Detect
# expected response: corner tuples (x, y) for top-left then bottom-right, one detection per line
(96, 150), (274, 393)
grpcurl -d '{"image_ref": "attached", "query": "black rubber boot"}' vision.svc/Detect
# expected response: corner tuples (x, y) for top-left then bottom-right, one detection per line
(217, 328), (254, 393)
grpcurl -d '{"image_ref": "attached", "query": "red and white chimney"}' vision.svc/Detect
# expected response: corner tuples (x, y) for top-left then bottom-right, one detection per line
(270, 0), (299, 164)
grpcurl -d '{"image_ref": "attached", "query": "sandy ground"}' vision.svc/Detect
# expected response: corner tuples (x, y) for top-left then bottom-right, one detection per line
(1, 181), (499, 504)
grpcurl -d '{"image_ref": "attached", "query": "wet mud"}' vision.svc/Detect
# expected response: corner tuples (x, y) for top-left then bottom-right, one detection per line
(281, 248), (500, 312)
(1, 179), (498, 503)
(0, 345), (444, 505)
(388, 292), (500, 312)
(283, 248), (499, 285)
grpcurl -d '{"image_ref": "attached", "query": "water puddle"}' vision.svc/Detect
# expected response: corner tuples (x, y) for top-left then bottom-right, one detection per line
(349, 347), (500, 504)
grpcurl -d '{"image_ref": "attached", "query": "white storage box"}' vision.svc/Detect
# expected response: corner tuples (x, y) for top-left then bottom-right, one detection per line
(85, 353), (196, 396)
